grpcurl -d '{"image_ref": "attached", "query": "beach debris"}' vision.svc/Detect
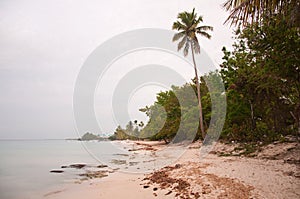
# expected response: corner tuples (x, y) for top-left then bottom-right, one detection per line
(143, 162), (254, 198)
(128, 149), (138, 151)
(61, 163), (85, 169)
(69, 163), (86, 169)
(61, 163), (108, 169)
(165, 190), (172, 195)
(50, 170), (64, 173)
(44, 189), (66, 197)
(294, 173), (300, 178)
(143, 164), (190, 197)
(142, 159), (155, 163)
(113, 153), (129, 157)
(201, 184), (212, 194)
(191, 192), (200, 198)
(110, 159), (126, 165)
(143, 146), (157, 151)
(283, 171), (300, 178)
(174, 164), (181, 169)
(97, 164), (108, 168)
(78, 170), (108, 180)
(129, 161), (139, 166)
(128, 142), (158, 151)
(52, 164), (115, 186)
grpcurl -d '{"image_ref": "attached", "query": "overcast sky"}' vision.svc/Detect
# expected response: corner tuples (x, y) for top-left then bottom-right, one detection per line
(0, 0), (234, 139)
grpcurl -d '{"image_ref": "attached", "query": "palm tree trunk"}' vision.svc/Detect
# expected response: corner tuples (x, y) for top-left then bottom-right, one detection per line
(191, 45), (205, 139)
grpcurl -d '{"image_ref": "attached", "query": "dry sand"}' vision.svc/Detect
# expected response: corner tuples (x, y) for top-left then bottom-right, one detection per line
(44, 140), (300, 199)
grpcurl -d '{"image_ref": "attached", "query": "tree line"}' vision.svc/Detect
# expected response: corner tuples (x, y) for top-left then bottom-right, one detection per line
(110, 2), (299, 143)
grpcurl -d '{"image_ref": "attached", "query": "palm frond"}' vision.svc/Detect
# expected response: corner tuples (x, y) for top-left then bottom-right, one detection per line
(195, 15), (203, 26)
(196, 31), (212, 39)
(178, 12), (191, 27)
(172, 21), (186, 31)
(183, 40), (190, 57)
(172, 31), (185, 42)
(223, 0), (300, 27)
(178, 36), (187, 51)
(172, 8), (213, 56)
(196, 25), (213, 32)
(223, 0), (246, 11)
(190, 8), (197, 23)
(192, 39), (200, 54)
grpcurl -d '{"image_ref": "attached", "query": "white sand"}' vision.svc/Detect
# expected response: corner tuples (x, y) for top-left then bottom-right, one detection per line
(43, 141), (300, 199)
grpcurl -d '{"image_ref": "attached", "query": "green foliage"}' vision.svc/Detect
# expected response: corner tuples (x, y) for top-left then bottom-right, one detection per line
(220, 13), (300, 142)
(140, 89), (180, 143)
(109, 121), (144, 141)
(139, 74), (223, 143)
(172, 8), (213, 56)
(112, 12), (299, 144)
(108, 126), (127, 140)
(81, 132), (100, 141)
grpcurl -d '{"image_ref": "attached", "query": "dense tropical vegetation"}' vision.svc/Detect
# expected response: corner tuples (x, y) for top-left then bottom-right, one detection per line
(80, 132), (108, 141)
(110, 4), (299, 144)
(220, 14), (299, 142)
(109, 121), (143, 141)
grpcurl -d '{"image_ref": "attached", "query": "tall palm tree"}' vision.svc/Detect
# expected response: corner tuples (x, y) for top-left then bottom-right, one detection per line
(172, 8), (213, 139)
(223, 0), (300, 27)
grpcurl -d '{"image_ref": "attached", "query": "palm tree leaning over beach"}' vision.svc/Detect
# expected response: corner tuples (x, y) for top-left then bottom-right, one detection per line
(172, 8), (213, 139)
(223, 0), (300, 27)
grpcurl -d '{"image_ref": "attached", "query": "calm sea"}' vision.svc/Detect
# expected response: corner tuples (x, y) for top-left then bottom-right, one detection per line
(0, 139), (187, 199)
(0, 140), (129, 199)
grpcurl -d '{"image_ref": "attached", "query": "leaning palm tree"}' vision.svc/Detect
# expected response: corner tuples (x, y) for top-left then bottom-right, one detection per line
(223, 0), (300, 27)
(172, 8), (213, 139)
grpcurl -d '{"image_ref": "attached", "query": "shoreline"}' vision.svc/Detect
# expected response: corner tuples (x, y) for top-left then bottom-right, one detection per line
(43, 140), (300, 199)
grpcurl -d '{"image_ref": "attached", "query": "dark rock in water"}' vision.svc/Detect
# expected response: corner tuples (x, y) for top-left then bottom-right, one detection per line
(69, 164), (86, 169)
(50, 170), (64, 173)
(153, 187), (158, 191)
(79, 170), (108, 179)
(61, 165), (67, 168)
(97, 164), (108, 168)
(143, 185), (150, 189)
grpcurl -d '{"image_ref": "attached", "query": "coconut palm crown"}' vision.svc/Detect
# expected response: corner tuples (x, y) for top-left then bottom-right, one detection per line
(172, 8), (213, 57)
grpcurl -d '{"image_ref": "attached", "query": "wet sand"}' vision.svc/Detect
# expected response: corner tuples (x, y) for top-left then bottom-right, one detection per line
(44, 140), (300, 199)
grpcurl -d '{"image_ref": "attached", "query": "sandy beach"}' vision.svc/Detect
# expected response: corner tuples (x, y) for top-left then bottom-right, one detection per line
(42, 140), (300, 199)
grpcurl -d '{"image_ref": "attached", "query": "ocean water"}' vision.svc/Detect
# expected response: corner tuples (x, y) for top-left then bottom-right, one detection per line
(0, 139), (187, 199)
(0, 140), (128, 199)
